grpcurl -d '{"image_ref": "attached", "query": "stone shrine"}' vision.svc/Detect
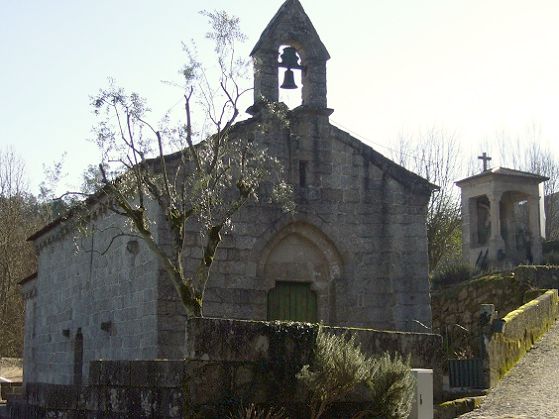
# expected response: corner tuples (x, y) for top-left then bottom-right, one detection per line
(457, 164), (547, 270)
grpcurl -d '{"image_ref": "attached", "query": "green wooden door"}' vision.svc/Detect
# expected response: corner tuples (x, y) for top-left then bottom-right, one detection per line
(267, 282), (317, 322)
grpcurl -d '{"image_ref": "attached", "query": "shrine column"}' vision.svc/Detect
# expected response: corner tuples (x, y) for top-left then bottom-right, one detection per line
(488, 192), (505, 262)
(527, 195), (543, 263)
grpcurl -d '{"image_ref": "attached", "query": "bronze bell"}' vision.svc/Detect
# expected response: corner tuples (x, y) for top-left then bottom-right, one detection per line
(279, 47), (301, 69)
(280, 69), (298, 89)
(278, 46), (303, 90)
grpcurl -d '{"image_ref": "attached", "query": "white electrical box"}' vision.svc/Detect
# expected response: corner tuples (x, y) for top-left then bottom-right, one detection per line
(409, 368), (433, 419)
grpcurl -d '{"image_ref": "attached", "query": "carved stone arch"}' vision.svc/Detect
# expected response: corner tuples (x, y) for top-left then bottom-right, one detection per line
(251, 213), (351, 272)
(256, 221), (343, 323)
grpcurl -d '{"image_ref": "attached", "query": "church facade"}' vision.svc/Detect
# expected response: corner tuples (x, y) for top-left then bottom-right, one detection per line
(21, 0), (434, 385)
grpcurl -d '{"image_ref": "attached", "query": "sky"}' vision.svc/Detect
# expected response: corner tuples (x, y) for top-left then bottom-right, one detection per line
(1, 0), (559, 194)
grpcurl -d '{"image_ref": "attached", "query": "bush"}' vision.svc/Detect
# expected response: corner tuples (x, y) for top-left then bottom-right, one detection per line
(297, 327), (416, 419)
(297, 327), (370, 419)
(228, 404), (287, 419)
(431, 261), (472, 288)
(363, 353), (415, 419)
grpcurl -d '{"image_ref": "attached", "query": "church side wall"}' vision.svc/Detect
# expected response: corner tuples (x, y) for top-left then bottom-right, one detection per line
(28, 201), (161, 385)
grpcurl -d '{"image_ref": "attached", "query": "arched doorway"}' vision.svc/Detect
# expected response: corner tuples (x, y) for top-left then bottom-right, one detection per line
(259, 222), (342, 323)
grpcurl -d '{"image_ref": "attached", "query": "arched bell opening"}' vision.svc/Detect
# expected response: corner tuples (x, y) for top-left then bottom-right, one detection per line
(277, 45), (303, 109)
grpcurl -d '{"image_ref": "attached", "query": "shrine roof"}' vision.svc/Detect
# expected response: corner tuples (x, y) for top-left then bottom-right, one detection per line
(456, 167), (549, 186)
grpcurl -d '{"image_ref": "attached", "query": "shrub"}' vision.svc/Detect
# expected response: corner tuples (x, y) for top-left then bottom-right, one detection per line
(362, 353), (415, 419)
(228, 403), (287, 419)
(296, 327), (370, 419)
(297, 327), (416, 419)
(431, 261), (472, 288)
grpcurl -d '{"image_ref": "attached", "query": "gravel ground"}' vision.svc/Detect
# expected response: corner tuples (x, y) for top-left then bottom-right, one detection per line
(459, 318), (559, 418)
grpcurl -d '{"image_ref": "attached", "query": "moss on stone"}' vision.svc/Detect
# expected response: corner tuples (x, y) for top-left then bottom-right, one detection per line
(489, 290), (558, 382)
(432, 270), (531, 359)
(473, 397), (483, 408)
(437, 396), (485, 418)
(523, 289), (547, 304)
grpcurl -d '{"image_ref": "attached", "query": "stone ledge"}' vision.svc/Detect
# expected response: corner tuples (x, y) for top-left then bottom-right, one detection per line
(514, 265), (559, 289)
(435, 396), (485, 419)
(485, 289), (559, 386)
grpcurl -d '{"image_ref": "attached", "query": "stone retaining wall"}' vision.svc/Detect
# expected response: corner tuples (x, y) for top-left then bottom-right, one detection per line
(431, 266), (559, 359)
(185, 317), (444, 400)
(0, 358), (22, 403)
(483, 289), (559, 387)
(9, 360), (374, 418)
(431, 273), (533, 357)
(514, 265), (559, 289)
(8, 318), (444, 417)
(0, 383), (21, 403)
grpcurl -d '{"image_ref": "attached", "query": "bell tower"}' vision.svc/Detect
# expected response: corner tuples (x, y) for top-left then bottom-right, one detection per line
(249, 0), (331, 113)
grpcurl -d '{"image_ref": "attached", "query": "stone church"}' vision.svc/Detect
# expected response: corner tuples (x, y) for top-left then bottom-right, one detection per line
(20, 0), (435, 385)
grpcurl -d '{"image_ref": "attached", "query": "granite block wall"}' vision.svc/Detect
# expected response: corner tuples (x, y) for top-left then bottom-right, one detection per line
(9, 318), (443, 418)
(26, 200), (162, 385)
(25, 109), (434, 382)
(431, 272), (533, 357)
(514, 265), (559, 289)
(432, 267), (559, 358)
(185, 317), (444, 401)
(157, 112), (434, 359)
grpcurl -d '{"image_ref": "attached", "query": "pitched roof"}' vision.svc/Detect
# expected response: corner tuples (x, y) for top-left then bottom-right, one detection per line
(27, 191), (102, 242)
(330, 125), (438, 195)
(26, 119), (257, 243)
(250, 0), (330, 60)
(456, 166), (549, 186)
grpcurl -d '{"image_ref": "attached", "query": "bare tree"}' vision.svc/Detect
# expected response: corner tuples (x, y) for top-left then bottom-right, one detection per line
(394, 129), (463, 272)
(68, 11), (292, 318)
(0, 147), (26, 197)
(0, 148), (44, 356)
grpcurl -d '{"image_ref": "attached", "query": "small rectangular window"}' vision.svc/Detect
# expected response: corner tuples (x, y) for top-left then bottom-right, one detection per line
(299, 160), (308, 187)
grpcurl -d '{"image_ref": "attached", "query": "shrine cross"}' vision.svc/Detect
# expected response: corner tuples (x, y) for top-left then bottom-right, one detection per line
(478, 152), (492, 172)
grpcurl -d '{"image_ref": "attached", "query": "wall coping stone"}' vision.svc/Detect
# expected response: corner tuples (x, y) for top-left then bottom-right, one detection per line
(483, 289), (558, 387)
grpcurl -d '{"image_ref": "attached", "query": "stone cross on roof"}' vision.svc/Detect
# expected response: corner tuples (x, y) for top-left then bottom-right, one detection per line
(478, 152), (492, 172)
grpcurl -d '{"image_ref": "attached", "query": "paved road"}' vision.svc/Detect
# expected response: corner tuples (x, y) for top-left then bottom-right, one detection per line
(459, 318), (559, 418)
